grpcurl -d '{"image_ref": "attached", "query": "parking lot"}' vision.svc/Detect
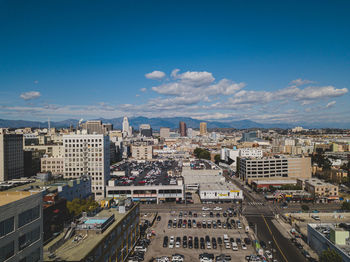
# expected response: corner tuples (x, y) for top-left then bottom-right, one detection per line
(144, 209), (256, 261)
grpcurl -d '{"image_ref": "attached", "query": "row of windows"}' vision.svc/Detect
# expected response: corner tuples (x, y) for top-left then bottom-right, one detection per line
(65, 139), (102, 143)
(0, 217), (14, 238)
(19, 206), (40, 228)
(65, 144), (102, 148)
(19, 226), (40, 251)
(41, 161), (63, 164)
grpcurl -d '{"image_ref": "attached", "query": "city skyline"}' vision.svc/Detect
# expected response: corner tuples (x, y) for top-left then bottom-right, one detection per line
(0, 0), (349, 125)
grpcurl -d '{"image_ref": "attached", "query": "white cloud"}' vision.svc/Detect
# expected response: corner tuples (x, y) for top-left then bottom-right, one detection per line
(289, 78), (314, 86)
(206, 79), (246, 95)
(20, 91), (41, 100)
(145, 70), (166, 80)
(140, 88), (147, 92)
(174, 70), (215, 86)
(326, 101), (336, 108)
(295, 86), (348, 101)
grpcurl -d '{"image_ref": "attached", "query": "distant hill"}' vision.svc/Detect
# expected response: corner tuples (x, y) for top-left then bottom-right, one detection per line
(0, 117), (349, 130)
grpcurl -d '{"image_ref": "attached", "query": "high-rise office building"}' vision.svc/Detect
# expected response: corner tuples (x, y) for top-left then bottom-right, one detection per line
(179, 121), (187, 137)
(241, 131), (257, 142)
(63, 133), (110, 199)
(160, 127), (170, 138)
(0, 191), (43, 262)
(0, 131), (24, 182)
(139, 124), (152, 137)
(81, 121), (113, 135)
(200, 122), (207, 135)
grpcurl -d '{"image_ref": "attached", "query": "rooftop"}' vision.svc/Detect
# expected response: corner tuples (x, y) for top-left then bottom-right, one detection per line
(44, 203), (138, 261)
(251, 179), (297, 185)
(0, 191), (41, 206)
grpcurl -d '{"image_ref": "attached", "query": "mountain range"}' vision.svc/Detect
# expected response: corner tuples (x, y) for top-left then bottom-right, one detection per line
(0, 117), (348, 130)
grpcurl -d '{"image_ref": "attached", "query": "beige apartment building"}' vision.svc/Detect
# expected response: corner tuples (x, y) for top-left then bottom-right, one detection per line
(41, 157), (64, 175)
(297, 178), (338, 198)
(131, 145), (153, 160)
(0, 132), (24, 182)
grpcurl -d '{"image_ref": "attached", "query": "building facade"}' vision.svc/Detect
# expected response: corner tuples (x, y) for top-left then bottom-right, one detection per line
(297, 178), (338, 198)
(41, 157), (64, 175)
(0, 133), (24, 182)
(63, 133), (110, 199)
(200, 122), (207, 136)
(131, 145), (153, 160)
(0, 191), (43, 262)
(160, 127), (170, 138)
(179, 122), (187, 137)
(238, 156), (311, 183)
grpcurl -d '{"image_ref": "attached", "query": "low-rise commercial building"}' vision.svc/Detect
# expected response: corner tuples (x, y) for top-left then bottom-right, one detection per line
(106, 179), (184, 204)
(182, 167), (243, 203)
(0, 191), (43, 262)
(44, 202), (140, 262)
(297, 178), (338, 200)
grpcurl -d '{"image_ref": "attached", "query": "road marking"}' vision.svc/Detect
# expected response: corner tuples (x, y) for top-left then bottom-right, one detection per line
(261, 214), (289, 262)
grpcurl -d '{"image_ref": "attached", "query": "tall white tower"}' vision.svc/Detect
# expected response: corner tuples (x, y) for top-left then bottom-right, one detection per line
(122, 116), (132, 137)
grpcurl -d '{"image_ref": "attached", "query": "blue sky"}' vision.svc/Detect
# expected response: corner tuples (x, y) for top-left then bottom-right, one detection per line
(0, 0), (349, 125)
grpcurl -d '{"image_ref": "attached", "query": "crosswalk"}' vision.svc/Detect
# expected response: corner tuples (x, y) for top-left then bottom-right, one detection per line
(247, 202), (264, 206)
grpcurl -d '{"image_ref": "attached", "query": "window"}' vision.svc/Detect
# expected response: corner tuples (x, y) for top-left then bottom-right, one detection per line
(0, 241), (14, 261)
(19, 226), (40, 250)
(18, 206), (40, 228)
(0, 217), (14, 237)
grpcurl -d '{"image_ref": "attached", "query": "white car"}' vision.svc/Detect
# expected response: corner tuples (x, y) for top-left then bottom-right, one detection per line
(225, 242), (231, 249)
(242, 243), (247, 250)
(214, 206), (222, 211)
(232, 242), (238, 251)
(265, 250), (273, 259)
(202, 207), (210, 211)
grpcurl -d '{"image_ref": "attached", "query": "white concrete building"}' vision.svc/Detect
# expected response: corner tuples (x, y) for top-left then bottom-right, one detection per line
(122, 116), (132, 138)
(220, 147), (263, 171)
(182, 167), (243, 203)
(0, 191), (43, 262)
(63, 132), (110, 199)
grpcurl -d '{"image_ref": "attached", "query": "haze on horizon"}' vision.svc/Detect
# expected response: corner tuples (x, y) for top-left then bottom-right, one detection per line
(0, 0), (349, 125)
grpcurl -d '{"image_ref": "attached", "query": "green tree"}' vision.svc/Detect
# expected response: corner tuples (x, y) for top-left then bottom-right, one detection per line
(320, 248), (342, 262)
(194, 148), (211, 160)
(214, 154), (221, 164)
(301, 205), (309, 212)
(67, 197), (99, 217)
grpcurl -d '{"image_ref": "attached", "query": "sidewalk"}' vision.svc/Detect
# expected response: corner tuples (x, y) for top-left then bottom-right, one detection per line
(272, 217), (319, 260)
